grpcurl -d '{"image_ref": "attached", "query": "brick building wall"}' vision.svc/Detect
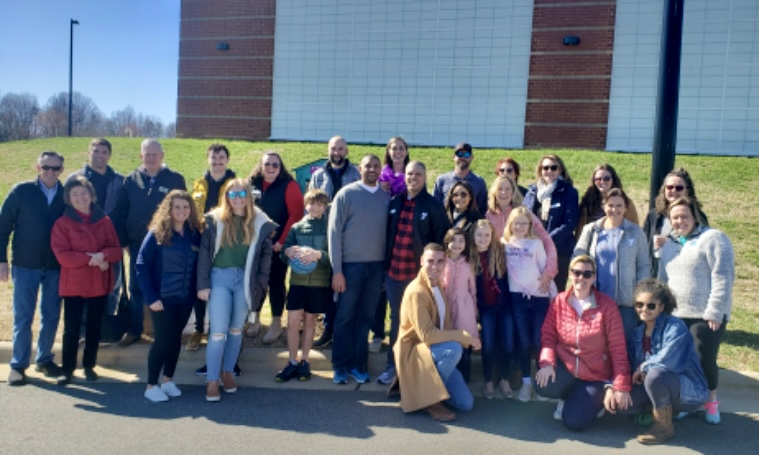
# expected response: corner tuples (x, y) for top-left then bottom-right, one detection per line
(176, 0), (276, 140)
(524, 0), (617, 149)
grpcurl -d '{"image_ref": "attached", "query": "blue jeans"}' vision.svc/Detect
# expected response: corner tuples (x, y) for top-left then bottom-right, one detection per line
(10, 266), (61, 370)
(332, 261), (384, 370)
(430, 341), (473, 411)
(479, 303), (514, 382)
(128, 242), (145, 336)
(385, 277), (413, 367)
(205, 268), (247, 382)
(534, 361), (606, 432)
(511, 293), (549, 377)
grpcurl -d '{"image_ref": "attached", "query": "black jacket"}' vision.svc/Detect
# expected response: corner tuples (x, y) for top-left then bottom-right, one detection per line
(67, 164), (124, 215)
(523, 179), (579, 255)
(0, 179), (65, 268)
(386, 188), (450, 270)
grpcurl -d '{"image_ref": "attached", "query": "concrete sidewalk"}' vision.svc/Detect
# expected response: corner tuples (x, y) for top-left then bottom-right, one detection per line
(2, 340), (758, 416)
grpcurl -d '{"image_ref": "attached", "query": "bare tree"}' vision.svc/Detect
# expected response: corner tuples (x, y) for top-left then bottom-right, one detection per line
(32, 92), (104, 137)
(0, 92), (40, 141)
(163, 122), (176, 138)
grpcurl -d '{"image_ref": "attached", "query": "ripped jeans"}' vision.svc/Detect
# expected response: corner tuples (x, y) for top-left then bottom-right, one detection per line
(430, 341), (474, 411)
(205, 267), (248, 382)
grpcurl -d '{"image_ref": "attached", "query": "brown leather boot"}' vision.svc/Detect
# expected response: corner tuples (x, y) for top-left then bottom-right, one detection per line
(637, 405), (674, 445)
(425, 402), (456, 421)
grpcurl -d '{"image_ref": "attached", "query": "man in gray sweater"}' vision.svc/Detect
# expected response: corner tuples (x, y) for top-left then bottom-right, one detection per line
(328, 154), (390, 385)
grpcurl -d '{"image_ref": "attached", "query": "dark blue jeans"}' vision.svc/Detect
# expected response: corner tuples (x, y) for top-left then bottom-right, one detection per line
(624, 367), (702, 414)
(128, 242), (145, 337)
(534, 361), (606, 432)
(385, 277), (413, 367)
(618, 306), (639, 344)
(331, 262), (384, 371)
(479, 303), (514, 383)
(511, 293), (549, 377)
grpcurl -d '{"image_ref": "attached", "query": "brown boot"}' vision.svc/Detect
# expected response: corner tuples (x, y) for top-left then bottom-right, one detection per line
(637, 405), (674, 445)
(425, 402), (456, 421)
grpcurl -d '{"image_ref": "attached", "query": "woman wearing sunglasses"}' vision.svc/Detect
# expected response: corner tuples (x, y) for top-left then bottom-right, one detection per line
(535, 255), (631, 431)
(523, 154), (579, 290)
(643, 168), (708, 276)
(444, 181), (481, 234)
(197, 178), (277, 401)
(577, 164), (638, 238)
(493, 157), (527, 196)
(624, 279), (708, 445)
(574, 188), (650, 340)
(658, 197), (734, 425)
(248, 152), (304, 343)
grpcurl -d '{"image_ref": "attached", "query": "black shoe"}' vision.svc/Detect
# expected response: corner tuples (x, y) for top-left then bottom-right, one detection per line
(195, 364), (208, 376)
(84, 368), (98, 382)
(275, 362), (299, 383)
(234, 363), (242, 376)
(313, 331), (333, 348)
(7, 368), (27, 386)
(118, 333), (140, 348)
(298, 360), (312, 381)
(56, 373), (72, 386)
(35, 362), (62, 378)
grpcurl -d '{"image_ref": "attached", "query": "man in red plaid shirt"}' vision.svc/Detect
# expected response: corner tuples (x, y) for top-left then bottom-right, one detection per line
(377, 161), (450, 385)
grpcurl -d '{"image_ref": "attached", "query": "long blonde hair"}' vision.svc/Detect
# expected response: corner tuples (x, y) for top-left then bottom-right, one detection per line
(148, 190), (203, 246)
(214, 178), (257, 248)
(488, 175), (523, 215)
(503, 206), (538, 241)
(469, 219), (506, 278)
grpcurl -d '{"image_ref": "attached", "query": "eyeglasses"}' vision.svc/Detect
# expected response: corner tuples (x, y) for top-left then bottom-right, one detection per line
(455, 151), (472, 159)
(570, 269), (594, 279)
(452, 192), (470, 198)
(227, 190), (248, 199)
(594, 176), (612, 183)
(635, 301), (660, 310)
(264, 162), (280, 169)
(499, 167), (514, 174)
(665, 184), (684, 192)
(542, 165), (559, 172)
(41, 165), (63, 172)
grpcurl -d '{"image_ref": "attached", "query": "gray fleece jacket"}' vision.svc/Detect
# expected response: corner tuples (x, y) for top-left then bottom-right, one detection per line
(573, 218), (651, 307)
(658, 226), (735, 322)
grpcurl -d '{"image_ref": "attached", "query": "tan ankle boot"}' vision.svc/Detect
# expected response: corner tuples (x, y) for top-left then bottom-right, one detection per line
(637, 405), (674, 445)
(263, 317), (282, 344)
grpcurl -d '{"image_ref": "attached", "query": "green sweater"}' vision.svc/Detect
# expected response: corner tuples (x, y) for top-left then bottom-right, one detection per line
(281, 215), (331, 287)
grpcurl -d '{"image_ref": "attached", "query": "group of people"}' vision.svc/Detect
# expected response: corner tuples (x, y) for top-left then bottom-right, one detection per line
(0, 136), (734, 445)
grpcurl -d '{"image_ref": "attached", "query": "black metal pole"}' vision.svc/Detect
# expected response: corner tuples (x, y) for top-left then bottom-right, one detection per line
(649, 0), (684, 209)
(68, 19), (79, 137)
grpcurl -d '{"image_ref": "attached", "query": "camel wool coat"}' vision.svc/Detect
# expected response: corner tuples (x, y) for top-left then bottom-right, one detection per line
(394, 269), (471, 413)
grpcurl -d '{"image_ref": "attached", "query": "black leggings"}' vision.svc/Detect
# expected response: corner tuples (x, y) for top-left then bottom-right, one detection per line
(147, 304), (193, 385)
(62, 295), (107, 374)
(263, 254), (287, 317)
(682, 317), (726, 391)
(193, 298), (206, 333)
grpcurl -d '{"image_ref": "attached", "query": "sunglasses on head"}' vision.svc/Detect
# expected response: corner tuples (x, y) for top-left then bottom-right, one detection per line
(635, 301), (660, 310)
(665, 184), (684, 192)
(452, 191), (470, 198)
(455, 151), (472, 159)
(41, 165), (62, 171)
(542, 165), (559, 172)
(594, 176), (612, 183)
(499, 167), (514, 174)
(264, 162), (280, 168)
(570, 269), (594, 279)
(227, 190), (248, 200)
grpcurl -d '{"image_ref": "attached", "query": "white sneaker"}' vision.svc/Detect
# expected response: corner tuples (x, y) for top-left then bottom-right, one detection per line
(368, 338), (383, 353)
(553, 399), (565, 421)
(145, 386), (169, 403)
(160, 381), (182, 398)
(517, 383), (533, 403)
(377, 366), (396, 385)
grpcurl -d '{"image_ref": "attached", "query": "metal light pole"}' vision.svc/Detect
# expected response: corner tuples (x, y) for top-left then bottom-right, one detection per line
(68, 18), (79, 137)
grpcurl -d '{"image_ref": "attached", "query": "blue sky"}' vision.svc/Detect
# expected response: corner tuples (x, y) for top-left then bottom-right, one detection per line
(0, 0), (180, 124)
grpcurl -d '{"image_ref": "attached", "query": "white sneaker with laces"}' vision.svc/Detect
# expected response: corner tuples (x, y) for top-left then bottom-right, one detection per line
(160, 381), (182, 398)
(145, 386), (169, 403)
(553, 399), (565, 421)
(517, 383), (533, 403)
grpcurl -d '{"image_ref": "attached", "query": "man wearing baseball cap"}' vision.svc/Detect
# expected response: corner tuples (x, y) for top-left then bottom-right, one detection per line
(432, 143), (488, 217)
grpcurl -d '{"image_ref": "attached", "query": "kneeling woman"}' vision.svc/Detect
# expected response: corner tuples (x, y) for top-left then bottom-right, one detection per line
(535, 255), (631, 431)
(625, 279), (708, 445)
(138, 190), (203, 402)
(197, 178), (276, 402)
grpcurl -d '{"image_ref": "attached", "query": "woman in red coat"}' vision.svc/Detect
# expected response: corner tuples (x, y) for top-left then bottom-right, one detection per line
(534, 254), (631, 431)
(51, 175), (121, 385)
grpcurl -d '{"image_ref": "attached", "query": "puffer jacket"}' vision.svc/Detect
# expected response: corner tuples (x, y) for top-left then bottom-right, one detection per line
(540, 289), (631, 391)
(630, 314), (708, 405)
(523, 179), (579, 255)
(136, 225), (201, 306)
(281, 215), (331, 288)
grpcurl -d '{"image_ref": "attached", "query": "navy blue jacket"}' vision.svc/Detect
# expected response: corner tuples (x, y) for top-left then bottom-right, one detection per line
(136, 226), (201, 306)
(523, 179), (579, 255)
(0, 179), (65, 269)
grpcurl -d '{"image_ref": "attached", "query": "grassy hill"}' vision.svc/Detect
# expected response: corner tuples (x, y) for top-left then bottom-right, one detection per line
(0, 137), (757, 371)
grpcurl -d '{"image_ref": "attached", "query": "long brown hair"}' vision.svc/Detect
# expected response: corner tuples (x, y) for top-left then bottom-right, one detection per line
(469, 219), (506, 278)
(654, 168), (701, 216)
(148, 190), (203, 246)
(534, 154), (573, 186)
(214, 178), (257, 248)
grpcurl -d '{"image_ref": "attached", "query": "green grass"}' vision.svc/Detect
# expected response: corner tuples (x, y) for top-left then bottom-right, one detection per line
(0, 138), (757, 371)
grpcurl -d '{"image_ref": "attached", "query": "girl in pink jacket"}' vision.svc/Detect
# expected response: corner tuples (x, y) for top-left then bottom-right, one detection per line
(442, 227), (478, 382)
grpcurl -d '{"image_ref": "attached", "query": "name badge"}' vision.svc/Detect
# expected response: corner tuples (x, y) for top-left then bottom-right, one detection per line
(159, 186), (169, 194)
(420, 212), (428, 220)
(390, 209), (397, 214)
(550, 202), (561, 208)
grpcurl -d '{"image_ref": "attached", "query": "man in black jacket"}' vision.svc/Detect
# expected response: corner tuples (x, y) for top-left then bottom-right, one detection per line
(0, 151), (67, 385)
(112, 139), (186, 347)
(376, 160), (450, 385)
